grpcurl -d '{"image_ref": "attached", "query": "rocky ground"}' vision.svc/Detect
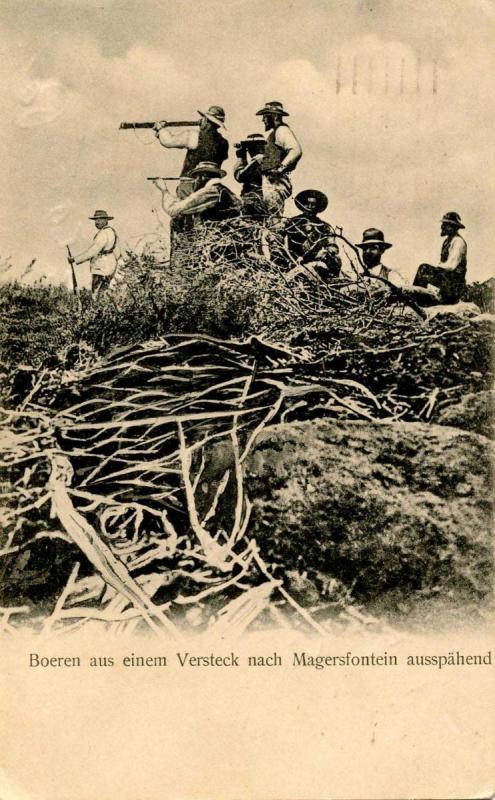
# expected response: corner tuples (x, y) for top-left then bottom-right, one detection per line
(241, 416), (494, 629)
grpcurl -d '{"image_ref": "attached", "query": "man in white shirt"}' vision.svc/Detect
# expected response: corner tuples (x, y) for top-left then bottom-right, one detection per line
(355, 228), (405, 288)
(413, 212), (467, 304)
(69, 210), (122, 295)
(255, 101), (302, 215)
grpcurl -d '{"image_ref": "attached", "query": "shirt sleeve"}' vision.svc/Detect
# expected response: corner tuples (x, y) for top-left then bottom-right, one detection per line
(160, 180), (221, 218)
(387, 268), (406, 287)
(73, 229), (109, 265)
(439, 237), (467, 270)
(275, 126), (303, 171)
(156, 127), (199, 150)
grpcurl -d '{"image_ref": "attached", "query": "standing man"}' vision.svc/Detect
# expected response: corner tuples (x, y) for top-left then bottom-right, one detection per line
(69, 210), (122, 295)
(282, 190), (341, 278)
(412, 212), (467, 304)
(154, 106), (229, 199)
(256, 101), (302, 215)
(355, 228), (405, 287)
(233, 133), (268, 219)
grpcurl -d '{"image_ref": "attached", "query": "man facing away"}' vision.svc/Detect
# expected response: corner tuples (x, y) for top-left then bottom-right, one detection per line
(69, 210), (122, 295)
(412, 212), (467, 305)
(153, 106), (229, 200)
(255, 101), (302, 215)
(355, 228), (405, 288)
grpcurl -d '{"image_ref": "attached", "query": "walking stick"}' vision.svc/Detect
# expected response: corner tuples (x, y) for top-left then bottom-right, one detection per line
(66, 245), (78, 295)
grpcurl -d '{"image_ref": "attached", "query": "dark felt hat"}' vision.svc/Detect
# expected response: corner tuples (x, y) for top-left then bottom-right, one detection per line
(441, 211), (465, 229)
(256, 101), (289, 117)
(356, 228), (392, 250)
(294, 189), (328, 214)
(189, 161), (226, 178)
(89, 209), (114, 220)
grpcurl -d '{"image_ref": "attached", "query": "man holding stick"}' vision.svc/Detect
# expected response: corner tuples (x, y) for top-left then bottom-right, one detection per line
(68, 210), (122, 296)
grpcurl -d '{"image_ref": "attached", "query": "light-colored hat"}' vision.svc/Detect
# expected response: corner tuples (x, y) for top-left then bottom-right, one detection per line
(256, 101), (290, 117)
(295, 189), (328, 214)
(441, 211), (465, 229)
(356, 228), (392, 250)
(198, 105), (227, 131)
(89, 209), (114, 220)
(189, 161), (226, 178)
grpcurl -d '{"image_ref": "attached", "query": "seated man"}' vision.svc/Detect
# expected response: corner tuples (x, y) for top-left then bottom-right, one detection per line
(355, 228), (405, 288)
(283, 190), (341, 281)
(412, 212), (467, 305)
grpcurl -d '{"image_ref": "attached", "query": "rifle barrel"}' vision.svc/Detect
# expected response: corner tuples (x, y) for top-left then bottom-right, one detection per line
(147, 177), (192, 181)
(120, 121), (200, 130)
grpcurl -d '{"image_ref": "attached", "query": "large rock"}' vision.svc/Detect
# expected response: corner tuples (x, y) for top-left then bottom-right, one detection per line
(243, 420), (493, 614)
(436, 390), (494, 438)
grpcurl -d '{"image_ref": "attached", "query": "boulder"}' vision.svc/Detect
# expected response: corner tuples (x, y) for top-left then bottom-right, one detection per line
(243, 419), (493, 616)
(436, 390), (495, 438)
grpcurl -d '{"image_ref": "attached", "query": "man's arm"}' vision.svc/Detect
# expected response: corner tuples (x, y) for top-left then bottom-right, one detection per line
(275, 126), (303, 172)
(158, 180), (221, 218)
(386, 267), (406, 287)
(155, 122), (199, 150)
(439, 237), (467, 270)
(73, 229), (108, 265)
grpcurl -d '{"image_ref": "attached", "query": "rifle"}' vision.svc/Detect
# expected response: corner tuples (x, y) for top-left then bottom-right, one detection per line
(334, 233), (428, 320)
(146, 176), (193, 181)
(119, 120), (200, 130)
(66, 245), (78, 295)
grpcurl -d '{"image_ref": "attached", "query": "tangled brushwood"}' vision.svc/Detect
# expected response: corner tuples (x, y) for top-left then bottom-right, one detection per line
(0, 220), (493, 636)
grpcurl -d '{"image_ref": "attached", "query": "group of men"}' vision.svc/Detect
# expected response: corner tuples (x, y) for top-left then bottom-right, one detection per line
(69, 100), (469, 307)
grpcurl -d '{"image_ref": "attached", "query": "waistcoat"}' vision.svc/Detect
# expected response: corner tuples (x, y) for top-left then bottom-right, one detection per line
(181, 128), (229, 177)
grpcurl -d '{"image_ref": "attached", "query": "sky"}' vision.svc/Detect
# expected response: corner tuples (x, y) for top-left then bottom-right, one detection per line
(0, 0), (494, 288)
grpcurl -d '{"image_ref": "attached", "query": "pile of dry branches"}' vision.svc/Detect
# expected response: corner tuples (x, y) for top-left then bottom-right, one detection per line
(3, 334), (391, 637)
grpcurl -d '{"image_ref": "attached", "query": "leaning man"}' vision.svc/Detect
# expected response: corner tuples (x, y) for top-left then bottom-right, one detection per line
(69, 210), (122, 295)
(152, 161), (239, 223)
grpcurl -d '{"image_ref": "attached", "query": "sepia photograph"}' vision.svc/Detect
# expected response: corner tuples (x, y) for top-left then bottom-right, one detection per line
(0, 0), (493, 798)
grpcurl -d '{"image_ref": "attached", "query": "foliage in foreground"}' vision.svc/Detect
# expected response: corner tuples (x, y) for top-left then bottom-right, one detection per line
(0, 226), (493, 635)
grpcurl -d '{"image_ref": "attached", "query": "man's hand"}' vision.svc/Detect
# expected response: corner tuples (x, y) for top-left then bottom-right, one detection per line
(151, 178), (167, 193)
(153, 120), (167, 133)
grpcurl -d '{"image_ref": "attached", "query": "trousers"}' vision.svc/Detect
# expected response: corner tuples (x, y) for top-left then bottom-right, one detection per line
(413, 263), (465, 304)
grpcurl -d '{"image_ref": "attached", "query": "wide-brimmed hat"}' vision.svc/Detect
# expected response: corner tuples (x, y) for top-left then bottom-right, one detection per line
(189, 161), (226, 178)
(441, 211), (465, 229)
(256, 101), (289, 117)
(89, 210), (114, 220)
(198, 105), (227, 131)
(356, 228), (392, 249)
(294, 189), (328, 214)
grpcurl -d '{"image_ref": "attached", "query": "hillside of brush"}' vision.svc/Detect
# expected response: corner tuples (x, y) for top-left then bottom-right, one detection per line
(0, 233), (493, 635)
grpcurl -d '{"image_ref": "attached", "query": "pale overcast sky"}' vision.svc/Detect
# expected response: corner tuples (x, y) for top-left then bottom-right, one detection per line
(0, 0), (493, 287)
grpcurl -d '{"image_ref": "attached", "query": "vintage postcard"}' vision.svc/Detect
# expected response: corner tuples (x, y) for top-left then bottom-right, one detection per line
(0, 0), (493, 798)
